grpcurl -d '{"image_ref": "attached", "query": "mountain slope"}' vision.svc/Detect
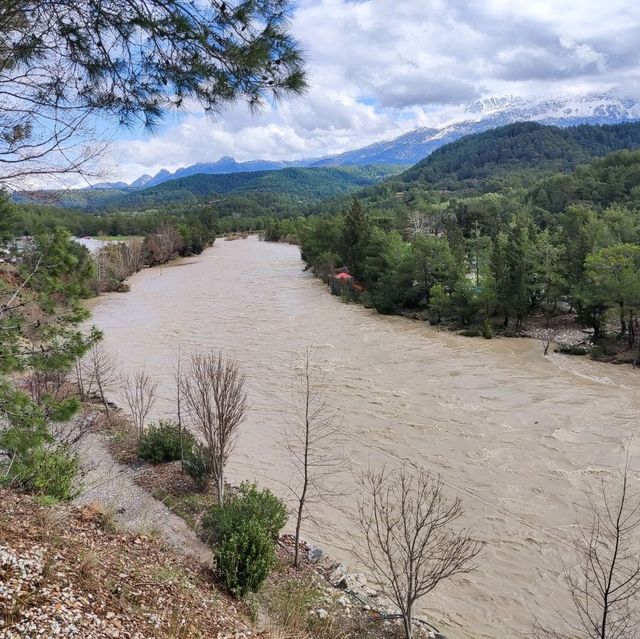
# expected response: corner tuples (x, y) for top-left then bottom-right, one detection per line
(314, 92), (640, 167)
(394, 121), (640, 192)
(137, 156), (319, 188)
(102, 165), (403, 211)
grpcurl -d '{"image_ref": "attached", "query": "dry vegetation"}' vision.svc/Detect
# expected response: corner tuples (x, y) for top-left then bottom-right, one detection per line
(0, 489), (256, 639)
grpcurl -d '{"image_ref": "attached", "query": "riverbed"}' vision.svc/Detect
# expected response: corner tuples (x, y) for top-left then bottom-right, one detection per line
(86, 236), (640, 639)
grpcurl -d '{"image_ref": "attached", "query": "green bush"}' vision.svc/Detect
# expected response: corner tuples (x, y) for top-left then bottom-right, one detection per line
(137, 420), (195, 464)
(482, 318), (494, 339)
(214, 518), (276, 597)
(8, 444), (80, 501)
(183, 443), (212, 491)
(204, 482), (288, 542)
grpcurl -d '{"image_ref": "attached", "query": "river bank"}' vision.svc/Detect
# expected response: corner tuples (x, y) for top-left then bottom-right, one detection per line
(85, 236), (640, 639)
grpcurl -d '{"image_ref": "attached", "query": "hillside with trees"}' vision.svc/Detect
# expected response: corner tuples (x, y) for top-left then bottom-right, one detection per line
(18, 165), (403, 213)
(286, 142), (640, 364)
(395, 121), (640, 193)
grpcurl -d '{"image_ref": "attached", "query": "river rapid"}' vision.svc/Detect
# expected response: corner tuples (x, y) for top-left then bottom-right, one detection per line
(86, 236), (640, 639)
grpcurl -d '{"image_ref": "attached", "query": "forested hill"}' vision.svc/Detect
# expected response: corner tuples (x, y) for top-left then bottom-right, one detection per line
(19, 165), (404, 213)
(394, 121), (640, 194)
(528, 149), (640, 213)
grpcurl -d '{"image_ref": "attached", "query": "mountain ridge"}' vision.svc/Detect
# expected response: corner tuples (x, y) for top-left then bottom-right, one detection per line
(121, 92), (640, 186)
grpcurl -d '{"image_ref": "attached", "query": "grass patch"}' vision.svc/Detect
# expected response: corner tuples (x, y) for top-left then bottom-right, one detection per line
(151, 485), (216, 532)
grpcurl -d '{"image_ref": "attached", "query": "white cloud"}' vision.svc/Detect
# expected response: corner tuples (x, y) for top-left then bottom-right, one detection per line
(107, 0), (640, 182)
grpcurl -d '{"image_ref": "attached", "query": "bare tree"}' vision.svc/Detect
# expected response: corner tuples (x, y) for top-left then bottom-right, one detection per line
(407, 211), (430, 238)
(173, 343), (188, 470)
(76, 341), (120, 416)
(122, 371), (158, 438)
(534, 459), (640, 639)
(50, 408), (97, 448)
(182, 351), (247, 503)
(284, 347), (344, 568)
(357, 465), (484, 639)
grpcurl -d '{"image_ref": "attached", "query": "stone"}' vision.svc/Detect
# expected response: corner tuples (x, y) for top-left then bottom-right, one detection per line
(307, 547), (323, 563)
(345, 573), (367, 592)
(337, 595), (351, 607)
(327, 563), (348, 588)
(316, 609), (328, 620)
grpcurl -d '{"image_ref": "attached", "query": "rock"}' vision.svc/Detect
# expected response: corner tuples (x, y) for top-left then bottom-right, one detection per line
(316, 609), (328, 620)
(345, 573), (367, 592)
(337, 595), (351, 607)
(328, 563), (348, 588)
(307, 547), (323, 563)
(365, 587), (378, 597)
(105, 612), (115, 620)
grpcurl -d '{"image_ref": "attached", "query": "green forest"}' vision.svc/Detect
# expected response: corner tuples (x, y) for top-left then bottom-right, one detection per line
(268, 123), (640, 362)
(6, 120), (640, 362)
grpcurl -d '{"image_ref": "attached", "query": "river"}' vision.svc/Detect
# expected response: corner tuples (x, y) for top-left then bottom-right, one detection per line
(86, 236), (640, 639)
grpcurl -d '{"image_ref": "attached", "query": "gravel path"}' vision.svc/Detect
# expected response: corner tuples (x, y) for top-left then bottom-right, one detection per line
(74, 432), (212, 564)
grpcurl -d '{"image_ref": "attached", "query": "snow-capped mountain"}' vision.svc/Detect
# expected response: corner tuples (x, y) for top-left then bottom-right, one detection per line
(313, 92), (640, 166)
(125, 92), (640, 185)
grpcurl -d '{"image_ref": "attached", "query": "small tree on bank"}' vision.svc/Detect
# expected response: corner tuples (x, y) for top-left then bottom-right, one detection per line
(122, 371), (158, 438)
(357, 465), (483, 639)
(284, 347), (343, 568)
(182, 352), (247, 503)
(534, 458), (640, 639)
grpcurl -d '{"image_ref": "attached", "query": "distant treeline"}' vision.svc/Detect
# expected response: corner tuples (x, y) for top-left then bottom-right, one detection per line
(268, 148), (640, 358)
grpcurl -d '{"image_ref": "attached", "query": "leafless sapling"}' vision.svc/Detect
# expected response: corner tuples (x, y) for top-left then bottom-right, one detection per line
(181, 351), (247, 503)
(534, 458), (640, 639)
(283, 347), (344, 568)
(122, 371), (158, 438)
(357, 464), (484, 639)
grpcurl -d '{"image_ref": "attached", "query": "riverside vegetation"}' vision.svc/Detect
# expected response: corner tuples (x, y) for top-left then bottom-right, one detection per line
(0, 220), (478, 639)
(264, 125), (640, 364)
(11, 121), (640, 364)
(3, 188), (640, 638)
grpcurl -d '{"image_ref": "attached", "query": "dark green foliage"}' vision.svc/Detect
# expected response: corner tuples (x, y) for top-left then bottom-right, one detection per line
(3, 444), (81, 501)
(399, 122), (640, 193)
(1, 220), (96, 501)
(213, 518), (276, 597)
(204, 483), (286, 597)
(203, 482), (288, 542)
(296, 125), (640, 354)
(1, 0), (307, 148)
(183, 443), (213, 492)
(137, 420), (195, 465)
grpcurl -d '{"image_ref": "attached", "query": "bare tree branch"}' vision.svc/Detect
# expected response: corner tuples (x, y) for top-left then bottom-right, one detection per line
(181, 351), (247, 503)
(357, 464), (484, 639)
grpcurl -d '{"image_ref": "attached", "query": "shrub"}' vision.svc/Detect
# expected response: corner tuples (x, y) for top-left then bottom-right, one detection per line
(204, 482), (288, 542)
(8, 444), (80, 501)
(137, 420), (194, 464)
(482, 318), (494, 339)
(214, 518), (276, 597)
(183, 443), (212, 491)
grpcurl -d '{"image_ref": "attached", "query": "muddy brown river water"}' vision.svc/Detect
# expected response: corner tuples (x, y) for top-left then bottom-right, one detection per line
(86, 236), (640, 639)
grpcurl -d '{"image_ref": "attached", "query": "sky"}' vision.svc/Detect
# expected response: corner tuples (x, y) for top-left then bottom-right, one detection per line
(107, 0), (640, 183)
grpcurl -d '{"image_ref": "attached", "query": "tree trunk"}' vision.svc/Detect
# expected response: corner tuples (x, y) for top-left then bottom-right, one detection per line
(215, 469), (224, 505)
(403, 604), (413, 639)
(619, 301), (626, 337)
(294, 494), (305, 568)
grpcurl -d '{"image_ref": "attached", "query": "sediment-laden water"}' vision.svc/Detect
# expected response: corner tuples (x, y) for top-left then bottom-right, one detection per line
(86, 236), (640, 639)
